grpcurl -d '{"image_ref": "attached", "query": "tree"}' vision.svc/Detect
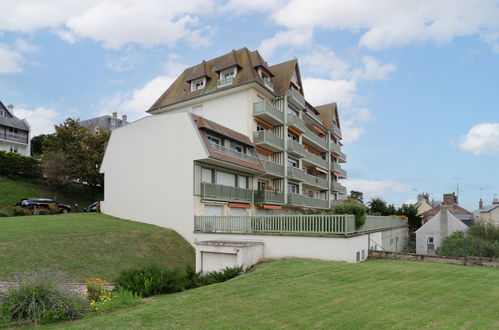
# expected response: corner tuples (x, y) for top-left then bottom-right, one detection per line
(349, 190), (364, 204)
(42, 151), (77, 199)
(436, 223), (499, 258)
(368, 198), (388, 215)
(30, 134), (49, 157)
(43, 118), (110, 191)
(397, 204), (422, 235)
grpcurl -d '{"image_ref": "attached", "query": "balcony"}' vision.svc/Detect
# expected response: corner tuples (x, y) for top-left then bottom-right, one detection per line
(287, 166), (307, 182)
(288, 193), (329, 209)
(287, 87), (305, 109)
(332, 124), (342, 138)
(253, 130), (284, 152)
(217, 77), (234, 88)
(303, 151), (328, 169)
(331, 181), (347, 195)
(330, 143), (347, 163)
(302, 126), (328, 151)
(262, 160), (284, 177)
(286, 140), (307, 158)
(331, 163), (347, 179)
(263, 78), (274, 91)
(0, 132), (28, 144)
(287, 113), (306, 132)
(211, 143), (258, 164)
(254, 190), (284, 205)
(201, 182), (253, 203)
(302, 172), (329, 190)
(253, 101), (283, 126)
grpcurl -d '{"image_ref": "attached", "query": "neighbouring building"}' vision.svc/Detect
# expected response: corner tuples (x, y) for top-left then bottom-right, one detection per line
(473, 198), (499, 226)
(0, 102), (30, 156)
(413, 193), (441, 215)
(80, 112), (128, 132)
(416, 208), (468, 255)
(101, 48), (407, 269)
(421, 193), (473, 226)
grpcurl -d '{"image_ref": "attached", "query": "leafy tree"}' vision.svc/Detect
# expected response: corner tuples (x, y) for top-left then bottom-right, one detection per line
(43, 118), (110, 192)
(368, 198), (388, 215)
(30, 134), (49, 157)
(436, 223), (499, 258)
(397, 204), (423, 235)
(349, 190), (364, 204)
(331, 202), (368, 229)
(41, 151), (77, 199)
(385, 204), (397, 215)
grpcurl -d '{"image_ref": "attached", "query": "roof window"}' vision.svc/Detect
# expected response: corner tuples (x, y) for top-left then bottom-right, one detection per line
(217, 67), (237, 88)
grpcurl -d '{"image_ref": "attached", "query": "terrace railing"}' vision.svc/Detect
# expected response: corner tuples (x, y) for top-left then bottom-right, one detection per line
(200, 182), (253, 203)
(211, 143), (258, 164)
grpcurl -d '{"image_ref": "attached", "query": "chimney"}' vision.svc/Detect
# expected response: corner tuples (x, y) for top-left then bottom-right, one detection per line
(7, 104), (14, 114)
(417, 193), (429, 203)
(493, 198), (499, 205)
(122, 114), (128, 122)
(479, 198), (484, 209)
(443, 193), (457, 205)
(440, 208), (449, 235)
(112, 112), (117, 118)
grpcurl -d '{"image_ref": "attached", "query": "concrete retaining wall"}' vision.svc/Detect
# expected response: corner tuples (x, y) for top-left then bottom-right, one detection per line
(369, 250), (499, 267)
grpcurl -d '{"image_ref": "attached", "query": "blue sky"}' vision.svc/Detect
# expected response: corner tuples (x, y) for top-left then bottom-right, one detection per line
(1, 0), (498, 210)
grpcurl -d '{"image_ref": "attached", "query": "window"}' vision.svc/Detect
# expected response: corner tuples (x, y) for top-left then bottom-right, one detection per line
(390, 238), (394, 245)
(216, 171), (236, 187)
(256, 124), (267, 132)
(307, 190), (314, 198)
(258, 180), (269, 191)
(201, 168), (213, 183)
(361, 249), (365, 259)
(287, 157), (298, 167)
(428, 237), (434, 243)
(218, 67), (236, 87)
(238, 175), (248, 189)
(287, 183), (299, 194)
(230, 141), (244, 154)
(287, 131), (299, 141)
(9, 147), (17, 153)
(207, 135), (220, 145)
(356, 251), (360, 262)
(191, 78), (205, 91)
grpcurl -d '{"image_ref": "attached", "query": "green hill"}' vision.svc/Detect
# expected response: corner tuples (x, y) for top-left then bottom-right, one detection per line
(46, 259), (499, 329)
(0, 213), (194, 281)
(0, 175), (102, 211)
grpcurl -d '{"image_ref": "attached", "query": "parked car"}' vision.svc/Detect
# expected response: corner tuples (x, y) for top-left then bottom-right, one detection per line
(16, 198), (71, 213)
(84, 202), (100, 212)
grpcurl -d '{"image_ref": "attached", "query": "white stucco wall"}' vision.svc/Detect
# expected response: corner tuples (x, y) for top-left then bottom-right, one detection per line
(415, 209), (468, 255)
(194, 243), (264, 272)
(100, 111), (206, 242)
(0, 141), (30, 156)
(479, 207), (499, 226)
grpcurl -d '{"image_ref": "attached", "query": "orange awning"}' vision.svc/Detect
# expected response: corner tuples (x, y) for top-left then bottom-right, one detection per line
(263, 205), (282, 209)
(255, 118), (273, 129)
(256, 147), (273, 156)
(313, 125), (326, 135)
(288, 127), (302, 136)
(303, 144), (320, 155)
(229, 203), (251, 208)
(333, 172), (341, 177)
(315, 166), (328, 174)
(331, 153), (338, 159)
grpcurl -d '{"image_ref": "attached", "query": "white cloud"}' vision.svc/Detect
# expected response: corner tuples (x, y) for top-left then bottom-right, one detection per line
(222, 0), (285, 13)
(259, 29), (313, 57)
(0, 44), (23, 74)
(482, 32), (499, 53)
(106, 48), (144, 72)
(302, 78), (357, 107)
(272, 0), (499, 51)
(344, 179), (412, 200)
(458, 123), (499, 155)
(14, 107), (59, 136)
(351, 56), (396, 80)
(14, 39), (38, 53)
(0, 0), (215, 49)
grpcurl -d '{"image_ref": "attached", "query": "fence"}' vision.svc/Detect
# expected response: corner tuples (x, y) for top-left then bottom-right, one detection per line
(194, 215), (407, 236)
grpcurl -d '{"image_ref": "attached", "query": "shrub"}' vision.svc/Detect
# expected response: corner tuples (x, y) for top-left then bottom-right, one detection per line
(91, 287), (141, 313)
(184, 265), (244, 289)
(33, 207), (50, 215)
(0, 150), (42, 178)
(48, 204), (61, 215)
(8, 206), (32, 217)
(0, 271), (88, 325)
(86, 278), (110, 302)
(115, 266), (184, 297)
(331, 202), (368, 229)
(0, 208), (13, 217)
(436, 224), (499, 258)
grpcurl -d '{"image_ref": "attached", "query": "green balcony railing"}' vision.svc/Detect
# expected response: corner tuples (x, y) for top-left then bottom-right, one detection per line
(253, 130), (284, 151)
(211, 143), (258, 164)
(262, 160), (284, 177)
(287, 87), (305, 109)
(287, 166), (307, 182)
(263, 79), (274, 91)
(303, 126), (328, 150)
(253, 101), (283, 124)
(332, 125), (342, 138)
(302, 172), (329, 190)
(287, 140), (307, 158)
(303, 151), (329, 169)
(201, 182), (253, 203)
(287, 113), (306, 132)
(194, 215), (408, 235)
(331, 181), (347, 195)
(331, 162), (347, 178)
(288, 193), (329, 209)
(254, 190), (285, 204)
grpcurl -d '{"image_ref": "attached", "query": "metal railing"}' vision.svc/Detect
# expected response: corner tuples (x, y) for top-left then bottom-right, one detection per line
(302, 172), (329, 190)
(287, 113), (306, 132)
(253, 130), (284, 150)
(217, 77), (234, 87)
(0, 132), (28, 144)
(287, 140), (308, 158)
(331, 181), (347, 194)
(332, 125), (342, 138)
(331, 162), (347, 178)
(211, 143), (258, 163)
(287, 87), (305, 108)
(201, 182), (253, 203)
(254, 190), (284, 204)
(303, 150), (329, 169)
(287, 166), (308, 182)
(303, 126), (328, 150)
(253, 101), (283, 123)
(288, 193), (329, 209)
(194, 215), (407, 235)
(262, 160), (284, 177)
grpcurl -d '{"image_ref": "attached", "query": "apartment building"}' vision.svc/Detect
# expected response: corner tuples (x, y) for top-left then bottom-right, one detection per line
(101, 48), (348, 242)
(0, 101), (30, 156)
(80, 112), (128, 132)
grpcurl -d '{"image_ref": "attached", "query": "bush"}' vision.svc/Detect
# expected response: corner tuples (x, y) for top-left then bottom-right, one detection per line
(86, 278), (110, 302)
(8, 206), (32, 217)
(91, 287), (140, 313)
(0, 208), (13, 217)
(0, 271), (88, 325)
(33, 207), (50, 215)
(184, 265), (244, 289)
(436, 223), (499, 258)
(331, 202), (368, 229)
(0, 150), (42, 178)
(115, 266), (184, 298)
(48, 204), (61, 215)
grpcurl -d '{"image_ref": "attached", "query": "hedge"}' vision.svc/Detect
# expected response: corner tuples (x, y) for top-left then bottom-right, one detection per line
(0, 151), (42, 177)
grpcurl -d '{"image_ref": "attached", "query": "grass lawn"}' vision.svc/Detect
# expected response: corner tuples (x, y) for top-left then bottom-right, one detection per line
(0, 175), (102, 211)
(0, 213), (194, 282)
(45, 259), (499, 329)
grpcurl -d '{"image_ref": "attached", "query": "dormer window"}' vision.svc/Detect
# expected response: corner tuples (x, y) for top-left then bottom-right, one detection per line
(191, 78), (206, 92)
(218, 67), (237, 87)
(258, 68), (274, 91)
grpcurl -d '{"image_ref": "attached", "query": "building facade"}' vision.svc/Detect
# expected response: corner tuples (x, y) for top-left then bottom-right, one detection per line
(474, 198), (499, 226)
(101, 48), (347, 243)
(80, 112), (128, 132)
(0, 102), (30, 156)
(421, 192), (473, 226)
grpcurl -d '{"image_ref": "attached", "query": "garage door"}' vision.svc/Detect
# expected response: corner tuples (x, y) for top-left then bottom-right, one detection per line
(202, 252), (238, 272)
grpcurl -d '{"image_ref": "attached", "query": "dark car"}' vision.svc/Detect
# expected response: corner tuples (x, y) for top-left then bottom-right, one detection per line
(16, 198), (71, 213)
(84, 202), (100, 212)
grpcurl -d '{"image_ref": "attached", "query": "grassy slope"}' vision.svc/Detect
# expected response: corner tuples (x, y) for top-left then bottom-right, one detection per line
(0, 176), (102, 211)
(47, 259), (499, 329)
(0, 213), (194, 282)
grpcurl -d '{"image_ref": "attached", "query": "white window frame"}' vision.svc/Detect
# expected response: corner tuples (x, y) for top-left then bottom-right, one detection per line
(207, 135), (221, 145)
(191, 77), (206, 92)
(218, 67), (237, 87)
(287, 183), (299, 194)
(287, 157), (298, 168)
